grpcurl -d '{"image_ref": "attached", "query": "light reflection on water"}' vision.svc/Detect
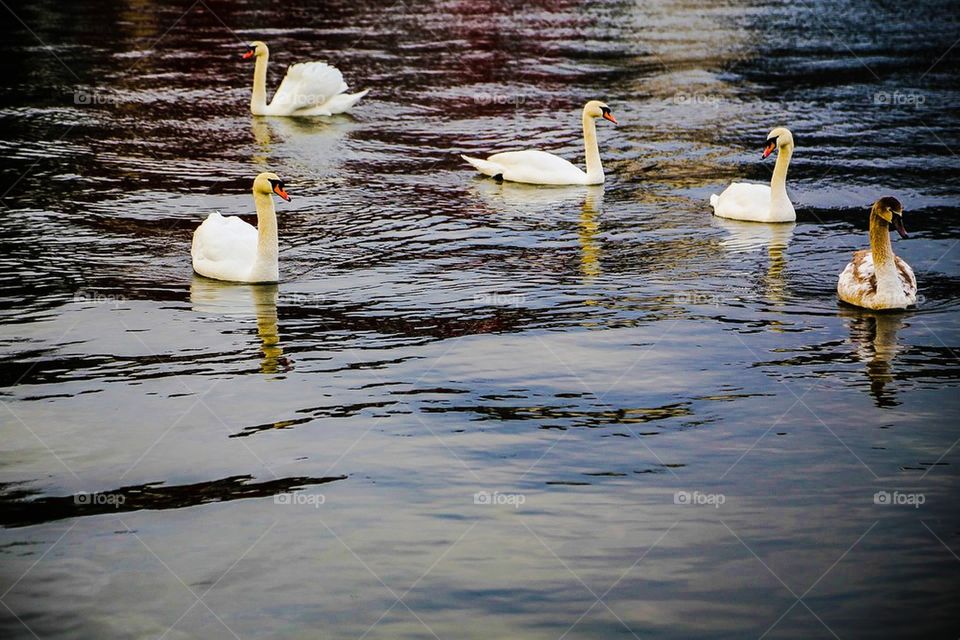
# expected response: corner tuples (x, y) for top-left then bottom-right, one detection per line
(1, 0), (959, 638)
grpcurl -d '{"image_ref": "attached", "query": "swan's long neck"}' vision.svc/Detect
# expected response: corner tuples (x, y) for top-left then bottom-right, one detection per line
(252, 190), (279, 281)
(582, 111), (603, 183)
(869, 212), (896, 274)
(770, 143), (793, 206)
(251, 53), (269, 115)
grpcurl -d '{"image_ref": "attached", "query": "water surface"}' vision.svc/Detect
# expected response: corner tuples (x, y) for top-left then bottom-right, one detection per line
(1, 0), (959, 638)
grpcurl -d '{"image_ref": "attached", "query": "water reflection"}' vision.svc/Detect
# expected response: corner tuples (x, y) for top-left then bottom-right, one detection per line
(465, 181), (605, 280)
(579, 187), (603, 281)
(251, 116), (355, 176)
(467, 179), (593, 210)
(189, 277), (289, 374)
(714, 219), (795, 255)
(714, 218), (795, 306)
(841, 308), (906, 407)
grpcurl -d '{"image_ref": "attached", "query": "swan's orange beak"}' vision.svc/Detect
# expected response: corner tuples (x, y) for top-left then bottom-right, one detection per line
(273, 184), (290, 201)
(762, 141), (776, 159)
(602, 112), (618, 124)
(242, 49), (255, 60)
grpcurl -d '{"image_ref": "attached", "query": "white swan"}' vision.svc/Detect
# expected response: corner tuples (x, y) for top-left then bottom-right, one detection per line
(838, 196), (917, 310)
(460, 100), (617, 185)
(710, 127), (796, 222)
(192, 172), (290, 283)
(243, 41), (368, 116)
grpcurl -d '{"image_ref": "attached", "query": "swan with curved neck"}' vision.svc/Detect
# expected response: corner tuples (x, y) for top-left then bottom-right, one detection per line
(191, 172), (291, 283)
(460, 100), (617, 186)
(838, 196), (917, 310)
(243, 41), (368, 117)
(710, 127), (796, 222)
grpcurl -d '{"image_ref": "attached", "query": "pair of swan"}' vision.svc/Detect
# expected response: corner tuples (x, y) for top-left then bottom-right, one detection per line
(244, 41), (368, 116)
(460, 109), (793, 222)
(707, 128), (915, 310)
(462, 107), (795, 219)
(192, 40), (362, 283)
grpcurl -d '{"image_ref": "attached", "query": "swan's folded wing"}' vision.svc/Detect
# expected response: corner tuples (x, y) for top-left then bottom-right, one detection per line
(192, 213), (258, 264)
(486, 150), (576, 173)
(485, 150), (585, 184)
(270, 62), (346, 113)
(838, 250), (875, 301)
(895, 255), (918, 298)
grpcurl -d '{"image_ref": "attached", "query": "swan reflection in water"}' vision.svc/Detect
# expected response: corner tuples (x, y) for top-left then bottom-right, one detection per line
(251, 116), (355, 174)
(467, 181), (605, 282)
(578, 187), (603, 281)
(189, 277), (290, 374)
(840, 308), (906, 407)
(714, 217), (795, 306)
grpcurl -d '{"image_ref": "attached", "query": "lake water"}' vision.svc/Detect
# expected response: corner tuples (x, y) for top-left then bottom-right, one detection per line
(1, 0), (959, 638)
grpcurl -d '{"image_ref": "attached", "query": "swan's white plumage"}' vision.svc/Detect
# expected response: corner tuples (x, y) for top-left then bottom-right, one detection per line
(247, 41), (368, 117)
(191, 172), (286, 284)
(711, 127), (796, 223)
(269, 62), (347, 113)
(461, 100), (615, 186)
(192, 212), (260, 282)
(710, 182), (795, 222)
(461, 151), (592, 185)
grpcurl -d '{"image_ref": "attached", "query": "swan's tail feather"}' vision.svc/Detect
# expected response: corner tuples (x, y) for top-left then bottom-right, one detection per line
(709, 193), (719, 210)
(324, 88), (369, 115)
(461, 154), (500, 177)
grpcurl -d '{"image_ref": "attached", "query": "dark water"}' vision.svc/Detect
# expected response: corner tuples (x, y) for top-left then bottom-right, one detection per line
(2, 0), (959, 637)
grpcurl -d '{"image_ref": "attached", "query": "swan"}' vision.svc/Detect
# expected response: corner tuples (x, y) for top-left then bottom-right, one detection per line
(243, 41), (368, 116)
(710, 127), (796, 222)
(460, 100), (617, 185)
(838, 196), (917, 310)
(191, 172), (290, 284)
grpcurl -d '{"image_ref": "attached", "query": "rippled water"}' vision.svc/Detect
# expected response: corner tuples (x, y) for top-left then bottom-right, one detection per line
(2, 0), (959, 637)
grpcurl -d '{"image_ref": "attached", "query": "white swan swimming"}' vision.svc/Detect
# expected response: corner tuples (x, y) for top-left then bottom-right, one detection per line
(838, 196), (917, 310)
(191, 172), (290, 283)
(461, 100), (617, 186)
(710, 127), (796, 222)
(243, 41), (368, 116)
